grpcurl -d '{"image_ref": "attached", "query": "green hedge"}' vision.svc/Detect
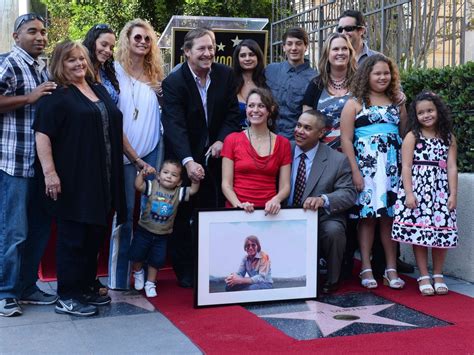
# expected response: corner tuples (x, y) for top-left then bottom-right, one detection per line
(401, 62), (474, 173)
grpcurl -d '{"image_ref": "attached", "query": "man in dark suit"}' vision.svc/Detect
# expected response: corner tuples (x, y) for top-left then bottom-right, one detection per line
(162, 28), (240, 287)
(290, 110), (356, 293)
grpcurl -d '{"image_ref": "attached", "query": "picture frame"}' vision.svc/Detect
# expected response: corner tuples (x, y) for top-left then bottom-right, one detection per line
(195, 208), (318, 308)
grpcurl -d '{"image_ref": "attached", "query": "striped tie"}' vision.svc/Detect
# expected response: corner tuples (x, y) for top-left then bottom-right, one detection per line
(293, 153), (307, 206)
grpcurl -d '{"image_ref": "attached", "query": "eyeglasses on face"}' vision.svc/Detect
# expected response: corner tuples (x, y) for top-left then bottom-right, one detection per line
(336, 25), (362, 33)
(14, 13), (46, 32)
(133, 34), (151, 44)
(245, 243), (258, 249)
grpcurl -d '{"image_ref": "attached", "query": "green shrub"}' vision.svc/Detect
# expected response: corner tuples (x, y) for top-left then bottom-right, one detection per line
(401, 62), (474, 173)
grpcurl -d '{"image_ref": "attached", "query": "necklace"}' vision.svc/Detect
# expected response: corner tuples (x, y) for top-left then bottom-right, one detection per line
(130, 70), (144, 120)
(247, 128), (272, 169)
(329, 76), (347, 90)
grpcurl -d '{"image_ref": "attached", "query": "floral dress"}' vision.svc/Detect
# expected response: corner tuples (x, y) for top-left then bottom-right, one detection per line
(350, 103), (401, 219)
(392, 136), (457, 248)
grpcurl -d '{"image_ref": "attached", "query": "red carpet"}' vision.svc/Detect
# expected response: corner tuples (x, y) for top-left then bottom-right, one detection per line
(149, 269), (474, 354)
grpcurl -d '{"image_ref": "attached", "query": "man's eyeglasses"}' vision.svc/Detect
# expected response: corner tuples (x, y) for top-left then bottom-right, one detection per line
(245, 243), (258, 250)
(133, 34), (151, 44)
(14, 13), (46, 32)
(336, 25), (363, 33)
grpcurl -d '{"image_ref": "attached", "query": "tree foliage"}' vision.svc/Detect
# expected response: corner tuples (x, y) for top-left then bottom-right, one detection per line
(40, 0), (271, 53)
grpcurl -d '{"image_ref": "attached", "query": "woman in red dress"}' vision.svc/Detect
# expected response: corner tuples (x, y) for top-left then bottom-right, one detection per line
(221, 88), (292, 215)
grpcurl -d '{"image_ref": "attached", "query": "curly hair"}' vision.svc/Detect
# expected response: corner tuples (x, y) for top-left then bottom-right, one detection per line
(82, 24), (119, 93)
(246, 87), (279, 132)
(408, 91), (453, 145)
(232, 39), (267, 97)
(350, 54), (401, 106)
(116, 19), (164, 84)
(316, 32), (357, 90)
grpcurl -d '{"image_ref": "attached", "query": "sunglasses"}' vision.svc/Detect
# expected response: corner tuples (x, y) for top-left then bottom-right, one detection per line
(94, 24), (110, 30)
(245, 243), (258, 249)
(336, 25), (363, 33)
(14, 13), (46, 32)
(133, 34), (151, 44)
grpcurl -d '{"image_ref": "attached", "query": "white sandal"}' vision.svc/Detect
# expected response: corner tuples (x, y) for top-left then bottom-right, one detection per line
(417, 275), (435, 296)
(359, 268), (378, 289)
(383, 268), (405, 289)
(432, 274), (449, 295)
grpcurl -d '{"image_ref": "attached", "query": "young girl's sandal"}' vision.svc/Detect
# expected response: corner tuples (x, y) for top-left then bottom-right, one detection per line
(432, 274), (449, 295)
(359, 268), (378, 289)
(417, 275), (435, 296)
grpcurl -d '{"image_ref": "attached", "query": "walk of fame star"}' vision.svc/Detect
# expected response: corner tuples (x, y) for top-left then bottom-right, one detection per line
(217, 42), (225, 51)
(260, 300), (416, 337)
(231, 36), (242, 47)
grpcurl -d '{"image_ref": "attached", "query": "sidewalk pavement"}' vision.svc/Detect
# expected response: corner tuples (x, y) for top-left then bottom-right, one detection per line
(1, 273), (472, 354)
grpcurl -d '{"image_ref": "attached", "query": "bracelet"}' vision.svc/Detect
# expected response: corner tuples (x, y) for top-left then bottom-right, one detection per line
(133, 157), (141, 164)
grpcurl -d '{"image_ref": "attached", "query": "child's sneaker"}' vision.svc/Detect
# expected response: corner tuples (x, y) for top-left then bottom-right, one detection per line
(144, 281), (157, 298)
(133, 269), (145, 291)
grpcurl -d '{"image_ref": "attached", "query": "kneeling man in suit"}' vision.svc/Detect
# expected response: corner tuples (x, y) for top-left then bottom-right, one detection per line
(290, 109), (356, 293)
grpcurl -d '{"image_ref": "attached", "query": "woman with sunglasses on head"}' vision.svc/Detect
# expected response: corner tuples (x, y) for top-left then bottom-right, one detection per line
(82, 23), (155, 296)
(232, 39), (267, 130)
(108, 19), (164, 291)
(302, 32), (357, 151)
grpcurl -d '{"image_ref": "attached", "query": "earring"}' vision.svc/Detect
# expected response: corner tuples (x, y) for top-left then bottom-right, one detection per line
(245, 118), (250, 127)
(267, 118), (273, 127)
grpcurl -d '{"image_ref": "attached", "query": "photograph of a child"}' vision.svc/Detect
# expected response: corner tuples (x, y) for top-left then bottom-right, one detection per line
(209, 219), (308, 293)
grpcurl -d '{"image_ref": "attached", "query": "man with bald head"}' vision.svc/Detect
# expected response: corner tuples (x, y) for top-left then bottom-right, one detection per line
(0, 13), (58, 316)
(290, 110), (356, 293)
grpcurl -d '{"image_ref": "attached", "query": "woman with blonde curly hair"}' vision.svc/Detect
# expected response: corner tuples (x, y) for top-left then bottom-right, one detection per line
(108, 19), (164, 290)
(302, 32), (357, 150)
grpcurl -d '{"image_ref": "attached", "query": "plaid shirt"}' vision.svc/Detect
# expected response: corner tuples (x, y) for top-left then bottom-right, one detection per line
(0, 45), (49, 177)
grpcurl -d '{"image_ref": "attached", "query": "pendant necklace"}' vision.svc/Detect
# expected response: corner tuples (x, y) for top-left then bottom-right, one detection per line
(130, 70), (144, 120)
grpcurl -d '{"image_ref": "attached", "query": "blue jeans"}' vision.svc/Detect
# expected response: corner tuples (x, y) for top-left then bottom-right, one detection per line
(0, 171), (51, 299)
(108, 142), (161, 289)
(129, 226), (168, 269)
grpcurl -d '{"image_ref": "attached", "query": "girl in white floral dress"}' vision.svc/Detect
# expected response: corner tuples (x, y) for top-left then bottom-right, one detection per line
(392, 91), (458, 296)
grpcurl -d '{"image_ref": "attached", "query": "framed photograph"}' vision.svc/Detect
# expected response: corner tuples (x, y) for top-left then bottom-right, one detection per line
(195, 208), (318, 307)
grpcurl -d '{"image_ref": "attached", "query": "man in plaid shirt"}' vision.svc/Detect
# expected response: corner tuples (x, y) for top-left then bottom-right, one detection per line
(0, 13), (58, 317)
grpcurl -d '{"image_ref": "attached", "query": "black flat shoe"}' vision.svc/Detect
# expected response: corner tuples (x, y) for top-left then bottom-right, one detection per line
(321, 282), (340, 294)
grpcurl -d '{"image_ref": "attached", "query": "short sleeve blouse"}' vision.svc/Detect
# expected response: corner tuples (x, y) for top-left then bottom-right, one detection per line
(221, 131), (292, 207)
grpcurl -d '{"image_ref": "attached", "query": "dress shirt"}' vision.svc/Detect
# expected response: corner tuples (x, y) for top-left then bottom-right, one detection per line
(265, 60), (317, 140)
(0, 45), (49, 177)
(290, 143), (329, 209)
(182, 65), (212, 166)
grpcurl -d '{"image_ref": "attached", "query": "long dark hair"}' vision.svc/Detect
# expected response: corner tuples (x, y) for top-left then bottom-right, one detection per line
(83, 24), (120, 93)
(233, 39), (267, 96)
(408, 91), (453, 145)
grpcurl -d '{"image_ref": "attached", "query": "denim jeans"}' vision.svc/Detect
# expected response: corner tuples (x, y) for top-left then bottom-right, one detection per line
(129, 226), (168, 269)
(0, 171), (50, 299)
(108, 142), (161, 289)
(20, 176), (52, 297)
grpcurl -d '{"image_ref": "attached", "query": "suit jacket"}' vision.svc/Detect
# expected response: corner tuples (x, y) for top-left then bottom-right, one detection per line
(296, 142), (356, 224)
(161, 61), (240, 164)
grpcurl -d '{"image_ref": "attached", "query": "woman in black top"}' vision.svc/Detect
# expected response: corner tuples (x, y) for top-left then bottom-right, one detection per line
(34, 40), (126, 317)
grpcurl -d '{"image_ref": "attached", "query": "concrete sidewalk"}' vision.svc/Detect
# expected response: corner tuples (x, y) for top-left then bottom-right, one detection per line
(1, 273), (472, 354)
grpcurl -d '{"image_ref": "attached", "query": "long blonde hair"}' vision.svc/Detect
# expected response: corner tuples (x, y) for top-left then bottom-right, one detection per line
(317, 32), (357, 89)
(116, 18), (164, 84)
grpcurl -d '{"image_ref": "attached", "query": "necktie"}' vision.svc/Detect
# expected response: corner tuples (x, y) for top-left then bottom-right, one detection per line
(293, 153), (307, 206)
